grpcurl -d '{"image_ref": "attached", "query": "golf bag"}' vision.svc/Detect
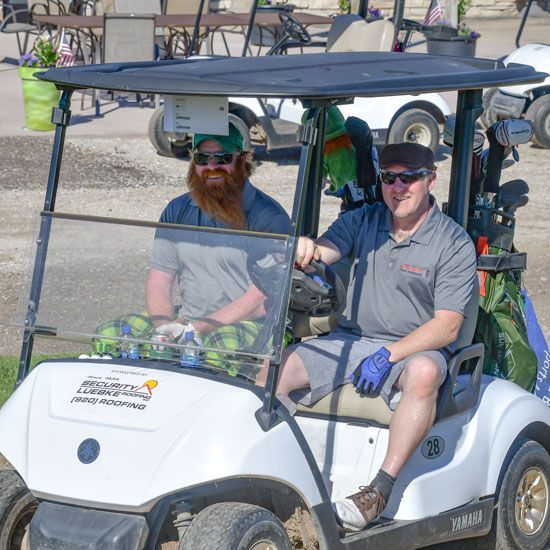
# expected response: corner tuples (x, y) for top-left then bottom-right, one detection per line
(466, 119), (538, 391)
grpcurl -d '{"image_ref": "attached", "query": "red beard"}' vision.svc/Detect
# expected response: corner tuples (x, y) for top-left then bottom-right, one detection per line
(187, 160), (246, 230)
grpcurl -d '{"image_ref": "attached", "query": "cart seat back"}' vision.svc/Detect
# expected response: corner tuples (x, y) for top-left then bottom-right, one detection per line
(326, 15), (395, 53)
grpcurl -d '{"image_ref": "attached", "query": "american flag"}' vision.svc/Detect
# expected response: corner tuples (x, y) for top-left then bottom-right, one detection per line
(423, 0), (443, 26)
(56, 35), (75, 67)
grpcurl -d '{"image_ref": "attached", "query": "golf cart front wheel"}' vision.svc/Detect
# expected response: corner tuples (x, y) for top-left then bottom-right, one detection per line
(148, 106), (191, 158)
(388, 108), (440, 154)
(0, 468), (38, 549)
(179, 502), (291, 550)
(495, 438), (550, 549)
(525, 95), (550, 149)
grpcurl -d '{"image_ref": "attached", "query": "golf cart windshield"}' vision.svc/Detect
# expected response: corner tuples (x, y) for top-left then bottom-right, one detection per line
(13, 213), (294, 381)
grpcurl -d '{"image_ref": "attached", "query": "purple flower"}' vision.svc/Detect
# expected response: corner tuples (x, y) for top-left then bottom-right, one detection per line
(470, 31), (480, 39)
(368, 7), (380, 16)
(19, 53), (38, 67)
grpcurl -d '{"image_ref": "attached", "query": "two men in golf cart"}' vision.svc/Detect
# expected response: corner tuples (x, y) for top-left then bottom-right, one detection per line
(143, 119), (477, 532)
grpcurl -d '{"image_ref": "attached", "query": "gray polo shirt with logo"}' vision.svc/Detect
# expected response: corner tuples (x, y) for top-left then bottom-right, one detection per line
(323, 197), (477, 355)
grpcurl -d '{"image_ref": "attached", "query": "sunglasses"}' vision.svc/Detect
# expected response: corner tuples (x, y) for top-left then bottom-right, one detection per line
(380, 169), (435, 185)
(192, 151), (237, 166)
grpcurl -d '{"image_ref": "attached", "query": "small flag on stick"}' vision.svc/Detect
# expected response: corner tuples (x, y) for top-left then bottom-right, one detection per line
(56, 30), (75, 67)
(423, 0), (443, 26)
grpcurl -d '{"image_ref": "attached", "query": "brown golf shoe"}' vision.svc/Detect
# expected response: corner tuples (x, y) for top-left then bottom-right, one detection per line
(333, 485), (386, 531)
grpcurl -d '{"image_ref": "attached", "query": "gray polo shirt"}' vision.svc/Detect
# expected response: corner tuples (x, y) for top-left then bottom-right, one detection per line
(149, 180), (291, 319)
(323, 197), (477, 354)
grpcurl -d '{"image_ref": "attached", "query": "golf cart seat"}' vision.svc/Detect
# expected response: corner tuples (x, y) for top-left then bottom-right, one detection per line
(326, 15), (395, 53)
(295, 277), (483, 426)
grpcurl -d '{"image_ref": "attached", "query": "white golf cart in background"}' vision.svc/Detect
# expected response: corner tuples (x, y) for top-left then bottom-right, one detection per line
(481, 0), (550, 147)
(0, 52), (549, 549)
(148, 12), (452, 158)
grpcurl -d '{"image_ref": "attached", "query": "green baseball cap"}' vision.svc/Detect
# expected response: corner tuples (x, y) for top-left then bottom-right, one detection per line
(192, 121), (244, 152)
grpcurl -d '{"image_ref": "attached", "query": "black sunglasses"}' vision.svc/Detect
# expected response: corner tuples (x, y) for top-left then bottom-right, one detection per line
(192, 151), (237, 166)
(380, 169), (435, 185)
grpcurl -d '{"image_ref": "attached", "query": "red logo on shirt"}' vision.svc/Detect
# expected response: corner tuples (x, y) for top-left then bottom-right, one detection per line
(400, 264), (429, 277)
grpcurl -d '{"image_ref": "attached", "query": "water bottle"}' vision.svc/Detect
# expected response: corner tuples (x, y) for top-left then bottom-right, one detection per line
(180, 328), (198, 367)
(119, 323), (140, 360)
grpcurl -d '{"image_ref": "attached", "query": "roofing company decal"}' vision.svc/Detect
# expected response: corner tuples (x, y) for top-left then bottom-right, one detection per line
(70, 372), (158, 411)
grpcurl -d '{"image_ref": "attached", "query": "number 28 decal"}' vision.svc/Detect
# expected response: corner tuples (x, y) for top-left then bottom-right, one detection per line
(421, 436), (445, 459)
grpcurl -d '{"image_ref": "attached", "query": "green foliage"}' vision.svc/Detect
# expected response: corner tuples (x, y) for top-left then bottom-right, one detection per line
(19, 38), (60, 68)
(0, 354), (71, 408)
(457, 0), (472, 22)
(338, 0), (351, 14)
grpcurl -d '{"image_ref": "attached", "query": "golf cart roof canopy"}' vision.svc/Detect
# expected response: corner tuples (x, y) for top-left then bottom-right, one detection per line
(38, 52), (547, 99)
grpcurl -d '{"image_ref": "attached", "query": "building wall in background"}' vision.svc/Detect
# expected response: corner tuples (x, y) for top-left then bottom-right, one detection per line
(290, 0), (523, 18)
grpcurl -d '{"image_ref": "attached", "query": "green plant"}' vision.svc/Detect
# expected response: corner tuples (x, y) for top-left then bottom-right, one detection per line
(19, 37), (59, 68)
(457, 0), (472, 22)
(338, 0), (351, 14)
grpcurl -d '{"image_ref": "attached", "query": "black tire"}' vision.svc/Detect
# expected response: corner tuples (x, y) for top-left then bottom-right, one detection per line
(494, 438), (550, 549)
(480, 88), (499, 129)
(0, 468), (38, 549)
(387, 108), (440, 153)
(148, 106), (191, 158)
(525, 95), (550, 149)
(179, 502), (291, 550)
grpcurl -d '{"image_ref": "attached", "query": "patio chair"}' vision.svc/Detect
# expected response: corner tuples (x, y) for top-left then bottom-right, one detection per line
(93, 13), (156, 114)
(113, 0), (162, 14)
(163, 0), (209, 57)
(211, 0), (256, 56)
(0, 0), (53, 56)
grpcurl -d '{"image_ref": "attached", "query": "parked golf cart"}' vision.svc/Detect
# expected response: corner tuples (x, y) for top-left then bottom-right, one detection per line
(1, 52), (549, 550)
(148, 12), (451, 158)
(481, 0), (550, 147)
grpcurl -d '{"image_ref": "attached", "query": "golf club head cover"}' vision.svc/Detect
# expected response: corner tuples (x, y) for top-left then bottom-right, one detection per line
(442, 115), (485, 155)
(350, 347), (395, 397)
(302, 107), (359, 197)
(345, 115), (379, 205)
(488, 119), (534, 147)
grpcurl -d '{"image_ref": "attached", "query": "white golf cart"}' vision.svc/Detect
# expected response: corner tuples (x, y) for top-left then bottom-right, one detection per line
(481, 0), (550, 147)
(0, 52), (549, 550)
(148, 13), (452, 158)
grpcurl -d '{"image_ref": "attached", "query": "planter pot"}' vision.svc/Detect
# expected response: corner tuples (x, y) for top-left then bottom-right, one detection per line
(19, 66), (60, 131)
(425, 36), (478, 57)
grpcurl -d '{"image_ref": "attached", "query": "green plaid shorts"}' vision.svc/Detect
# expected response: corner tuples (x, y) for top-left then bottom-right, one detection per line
(93, 314), (261, 377)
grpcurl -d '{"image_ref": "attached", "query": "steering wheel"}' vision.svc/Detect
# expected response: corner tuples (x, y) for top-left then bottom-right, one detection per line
(278, 12), (311, 44)
(290, 260), (346, 317)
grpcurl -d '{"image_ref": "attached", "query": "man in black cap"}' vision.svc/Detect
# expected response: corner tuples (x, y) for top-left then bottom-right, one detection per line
(275, 142), (477, 530)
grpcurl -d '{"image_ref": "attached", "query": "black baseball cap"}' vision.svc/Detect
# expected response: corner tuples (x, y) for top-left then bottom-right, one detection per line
(379, 142), (436, 170)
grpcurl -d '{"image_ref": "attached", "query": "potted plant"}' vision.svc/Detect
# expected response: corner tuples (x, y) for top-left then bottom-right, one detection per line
(423, 0), (480, 57)
(19, 38), (61, 131)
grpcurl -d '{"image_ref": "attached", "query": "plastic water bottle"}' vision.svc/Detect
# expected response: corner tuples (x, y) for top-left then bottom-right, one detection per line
(180, 329), (199, 367)
(120, 324), (140, 360)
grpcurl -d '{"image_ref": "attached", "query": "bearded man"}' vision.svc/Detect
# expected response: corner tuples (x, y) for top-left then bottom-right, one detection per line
(146, 120), (291, 347)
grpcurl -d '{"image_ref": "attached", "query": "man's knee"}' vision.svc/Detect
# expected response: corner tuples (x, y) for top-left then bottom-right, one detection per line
(399, 356), (442, 398)
(276, 349), (309, 394)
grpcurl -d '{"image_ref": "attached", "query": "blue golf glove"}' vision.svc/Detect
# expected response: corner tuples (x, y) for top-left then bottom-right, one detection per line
(350, 347), (395, 397)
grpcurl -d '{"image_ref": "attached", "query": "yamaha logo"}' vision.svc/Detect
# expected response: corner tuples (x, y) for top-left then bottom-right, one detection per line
(77, 438), (101, 464)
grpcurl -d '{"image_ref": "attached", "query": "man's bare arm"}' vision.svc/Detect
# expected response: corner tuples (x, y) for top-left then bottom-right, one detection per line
(193, 284), (266, 335)
(295, 236), (342, 268)
(385, 310), (464, 363)
(146, 269), (176, 327)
